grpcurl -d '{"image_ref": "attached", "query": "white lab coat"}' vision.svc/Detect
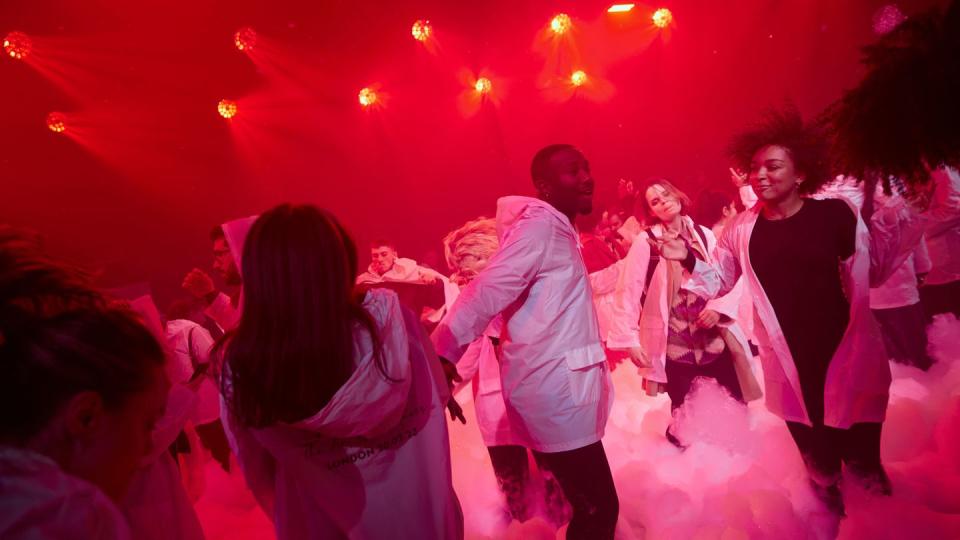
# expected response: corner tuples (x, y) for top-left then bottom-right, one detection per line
(870, 238), (932, 309)
(713, 201), (890, 428)
(432, 196), (612, 453)
(0, 446), (131, 540)
(453, 318), (521, 447)
(923, 166), (960, 286)
(222, 289), (463, 540)
(606, 217), (754, 387)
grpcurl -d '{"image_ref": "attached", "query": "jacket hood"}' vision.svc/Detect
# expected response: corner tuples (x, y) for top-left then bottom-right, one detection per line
(290, 289), (413, 439)
(495, 196), (573, 240)
(222, 215), (258, 270)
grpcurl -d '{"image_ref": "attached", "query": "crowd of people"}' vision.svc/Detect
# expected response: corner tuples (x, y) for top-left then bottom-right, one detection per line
(2, 105), (959, 540)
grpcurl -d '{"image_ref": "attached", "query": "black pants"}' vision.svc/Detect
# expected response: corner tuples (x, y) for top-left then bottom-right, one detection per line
(872, 303), (932, 370)
(487, 445), (533, 521)
(664, 351), (744, 411)
(530, 441), (619, 540)
(786, 421), (889, 492)
(919, 279), (960, 321)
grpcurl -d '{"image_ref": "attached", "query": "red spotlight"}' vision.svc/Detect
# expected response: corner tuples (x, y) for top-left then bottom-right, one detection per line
(217, 99), (238, 119)
(358, 87), (378, 108)
(46, 112), (66, 133)
(411, 20), (432, 42)
(570, 70), (587, 87)
(607, 3), (636, 13)
(652, 8), (673, 28)
(474, 77), (492, 95)
(234, 27), (257, 51)
(550, 13), (572, 35)
(3, 31), (32, 60)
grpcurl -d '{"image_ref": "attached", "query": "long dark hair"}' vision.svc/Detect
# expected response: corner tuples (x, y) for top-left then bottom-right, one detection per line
(221, 204), (386, 428)
(0, 227), (165, 444)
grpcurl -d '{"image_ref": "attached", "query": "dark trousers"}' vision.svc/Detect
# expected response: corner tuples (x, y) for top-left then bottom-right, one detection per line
(664, 352), (744, 411)
(530, 441), (619, 540)
(487, 445), (533, 522)
(872, 303), (932, 370)
(786, 421), (889, 492)
(919, 279), (960, 321)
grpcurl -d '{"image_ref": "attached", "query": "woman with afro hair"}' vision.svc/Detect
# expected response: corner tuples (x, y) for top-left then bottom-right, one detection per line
(656, 106), (892, 516)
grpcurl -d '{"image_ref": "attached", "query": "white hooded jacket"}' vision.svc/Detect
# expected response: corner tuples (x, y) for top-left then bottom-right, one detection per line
(222, 289), (463, 540)
(432, 196), (612, 453)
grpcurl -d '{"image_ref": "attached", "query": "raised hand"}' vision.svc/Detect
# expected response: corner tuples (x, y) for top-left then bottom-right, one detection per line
(182, 268), (215, 299)
(647, 231), (688, 261)
(729, 167), (748, 188)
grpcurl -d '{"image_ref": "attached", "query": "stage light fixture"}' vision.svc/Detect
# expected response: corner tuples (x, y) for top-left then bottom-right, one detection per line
(46, 112), (66, 133)
(234, 27), (257, 51)
(474, 77), (492, 95)
(218, 99), (238, 119)
(652, 8), (673, 28)
(550, 13), (572, 35)
(358, 87), (378, 107)
(608, 4), (635, 13)
(412, 20), (432, 42)
(570, 70), (587, 87)
(3, 31), (32, 60)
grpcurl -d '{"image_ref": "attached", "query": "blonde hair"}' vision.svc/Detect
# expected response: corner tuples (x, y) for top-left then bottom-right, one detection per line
(442, 217), (498, 286)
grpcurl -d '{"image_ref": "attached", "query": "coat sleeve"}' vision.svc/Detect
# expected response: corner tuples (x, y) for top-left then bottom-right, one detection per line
(205, 292), (241, 331)
(715, 220), (745, 298)
(588, 259), (623, 296)
(143, 384), (198, 466)
(606, 234), (651, 349)
(431, 213), (550, 362)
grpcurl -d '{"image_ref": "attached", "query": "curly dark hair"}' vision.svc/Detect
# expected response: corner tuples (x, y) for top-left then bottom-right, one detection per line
(820, 2), (960, 187)
(728, 104), (833, 195)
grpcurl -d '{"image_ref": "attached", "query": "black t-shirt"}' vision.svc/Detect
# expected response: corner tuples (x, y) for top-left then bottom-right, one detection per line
(749, 197), (857, 422)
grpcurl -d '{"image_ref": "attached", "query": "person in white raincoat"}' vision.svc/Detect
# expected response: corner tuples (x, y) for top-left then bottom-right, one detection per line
(0, 232), (169, 539)
(671, 107), (892, 516)
(220, 204), (462, 540)
(181, 217), (257, 333)
(431, 144), (619, 539)
(607, 179), (760, 447)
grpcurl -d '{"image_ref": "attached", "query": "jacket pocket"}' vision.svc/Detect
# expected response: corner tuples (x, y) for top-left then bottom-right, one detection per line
(564, 355), (607, 405)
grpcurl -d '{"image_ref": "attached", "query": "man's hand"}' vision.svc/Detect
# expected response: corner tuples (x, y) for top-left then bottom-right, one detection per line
(439, 357), (462, 389)
(446, 396), (467, 424)
(695, 309), (721, 329)
(182, 268), (216, 300)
